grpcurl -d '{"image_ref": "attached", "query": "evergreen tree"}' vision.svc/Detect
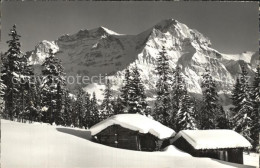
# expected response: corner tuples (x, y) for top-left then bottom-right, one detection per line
(200, 67), (220, 129)
(18, 52), (34, 122)
(63, 90), (73, 126)
(71, 100), (78, 127)
(154, 46), (172, 126)
(113, 96), (124, 114)
(144, 106), (152, 117)
(74, 87), (85, 128)
(171, 66), (185, 108)
(250, 64), (260, 150)
(1, 25), (24, 120)
(176, 88), (197, 131)
(90, 92), (100, 126)
(120, 68), (131, 112)
(100, 78), (114, 119)
(24, 76), (42, 123)
(83, 92), (91, 128)
(128, 64), (147, 114)
(252, 64), (260, 103)
(216, 106), (230, 129)
(0, 78), (5, 116)
(0, 53), (6, 117)
(192, 97), (201, 128)
(41, 49), (66, 124)
(170, 66), (186, 129)
(55, 81), (65, 125)
(231, 78), (242, 110)
(231, 65), (253, 141)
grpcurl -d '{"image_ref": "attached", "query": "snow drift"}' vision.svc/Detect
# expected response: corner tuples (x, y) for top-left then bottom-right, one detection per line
(162, 145), (192, 157)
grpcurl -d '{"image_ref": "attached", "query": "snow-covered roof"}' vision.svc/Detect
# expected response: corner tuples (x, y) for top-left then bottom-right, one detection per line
(172, 130), (251, 150)
(90, 114), (176, 139)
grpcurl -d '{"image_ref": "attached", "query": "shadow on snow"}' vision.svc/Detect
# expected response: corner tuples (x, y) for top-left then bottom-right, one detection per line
(56, 127), (92, 140)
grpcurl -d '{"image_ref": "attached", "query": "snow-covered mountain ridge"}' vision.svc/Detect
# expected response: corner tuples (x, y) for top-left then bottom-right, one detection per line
(27, 19), (257, 102)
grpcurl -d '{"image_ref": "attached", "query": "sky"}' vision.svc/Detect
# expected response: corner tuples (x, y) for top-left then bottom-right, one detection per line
(0, 1), (259, 54)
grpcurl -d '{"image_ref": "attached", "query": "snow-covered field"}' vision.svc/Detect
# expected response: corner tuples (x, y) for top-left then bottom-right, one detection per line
(1, 119), (258, 168)
(243, 152), (259, 168)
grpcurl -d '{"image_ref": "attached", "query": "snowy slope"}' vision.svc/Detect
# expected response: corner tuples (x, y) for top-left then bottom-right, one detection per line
(90, 114), (176, 139)
(27, 19), (257, 100)
(243, 152), (260, 168)
(1, 119), (257, 168)
(163, 145), (192, 157)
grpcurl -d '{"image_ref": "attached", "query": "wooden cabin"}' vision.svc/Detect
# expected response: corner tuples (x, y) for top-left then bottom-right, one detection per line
(90, 114), (176, 151)
(172, 130), (251, 164)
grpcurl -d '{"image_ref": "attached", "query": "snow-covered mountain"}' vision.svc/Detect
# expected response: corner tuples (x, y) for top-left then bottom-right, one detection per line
(27, 19), (257, 102)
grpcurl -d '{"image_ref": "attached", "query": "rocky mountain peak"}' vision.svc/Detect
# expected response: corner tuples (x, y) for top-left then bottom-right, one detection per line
(154, 18), (178, 30)
(27, 19), (256, 103)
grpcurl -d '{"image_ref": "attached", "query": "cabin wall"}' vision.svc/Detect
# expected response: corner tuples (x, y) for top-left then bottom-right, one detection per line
(96, 125), (140, 150)
(196, 149), (228, 161)
(172, 136), (197, 155)
(139, 134), (164, 151)
(227, 148), (244, 164)
(95, 125), (169, 151)
(196, 148), (243, 164)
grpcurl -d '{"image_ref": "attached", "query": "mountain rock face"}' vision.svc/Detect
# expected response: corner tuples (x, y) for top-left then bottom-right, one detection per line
(27, 19), (257, 103)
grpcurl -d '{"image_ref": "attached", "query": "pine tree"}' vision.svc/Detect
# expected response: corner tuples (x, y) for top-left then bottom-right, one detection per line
(250, 64), (260, 150)
(216, 106), (230, 129)
(0, 53), (6, 117)
(1, 25), (24, 120)
(170, 66), (186, 129)
(113, 96), (124, 114)
(83, 92), (91, 128)
(172, 66), (185, 108)
(22, 75), (42, 123)
(200, 67), (219, 129)
(252, 64), (260, 103)
(231, 65), (253, 141)
(231, 78), (242, 111)
(55, 81), (65, 125)
(144, 106), (152, 117)
(90, 92), (100, 126)
(100, 78), (114, 119)
(176, 88), (197, 131)
(120, 68), (131, 112)
(128, 64), (147, 114)
(18, 52), (35, 122)
(0, 79), (5, 116)
(192, 97), (201, 128)
(33, 76), (43, 122)
(74, 86), (85, 128)
(71, 100), (78, 127)
(154, 46), (172, 126)
(63, 90), (73, 126)
(41, 49), (66, 124)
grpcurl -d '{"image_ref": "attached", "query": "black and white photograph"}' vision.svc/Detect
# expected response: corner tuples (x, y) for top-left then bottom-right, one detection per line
(0, 1), (259, 168)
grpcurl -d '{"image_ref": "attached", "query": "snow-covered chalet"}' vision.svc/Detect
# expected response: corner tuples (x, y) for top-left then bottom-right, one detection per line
(172, 130), (252, 164)
(89, 114), (176, 151)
